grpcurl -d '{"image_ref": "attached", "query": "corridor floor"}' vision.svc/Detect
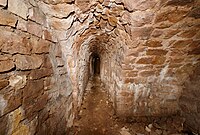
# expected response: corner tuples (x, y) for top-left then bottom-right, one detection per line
(70, 76), (188, 135)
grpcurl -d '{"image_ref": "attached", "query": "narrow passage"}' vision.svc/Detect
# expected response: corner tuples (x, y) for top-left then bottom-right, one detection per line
(72, 76), (118, 135)
(71, 76), (186, 135)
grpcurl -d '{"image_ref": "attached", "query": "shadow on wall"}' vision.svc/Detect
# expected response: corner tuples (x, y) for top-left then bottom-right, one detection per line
(179, 63), (200, 134)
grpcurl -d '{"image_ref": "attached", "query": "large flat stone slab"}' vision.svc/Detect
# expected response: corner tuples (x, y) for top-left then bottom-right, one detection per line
(8, 0), (29, 19)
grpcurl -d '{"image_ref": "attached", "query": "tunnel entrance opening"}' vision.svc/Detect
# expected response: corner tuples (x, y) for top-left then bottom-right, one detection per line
(93, 55), (100, 75)
(90, 53), (100, 76)
(92, 56), (100, 75)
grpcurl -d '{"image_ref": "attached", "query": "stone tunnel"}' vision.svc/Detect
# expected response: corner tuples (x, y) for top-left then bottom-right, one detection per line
(0, 0), (200, 134)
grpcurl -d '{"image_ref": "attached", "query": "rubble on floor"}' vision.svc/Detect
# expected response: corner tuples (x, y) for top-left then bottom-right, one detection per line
(70, 76), (187, 135)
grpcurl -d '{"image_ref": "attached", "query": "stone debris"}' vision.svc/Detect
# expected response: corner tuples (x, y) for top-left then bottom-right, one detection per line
(145, 126), (151, 132)
(155, 129), (162, 135)
(9, 75), (26, 90)
(120, 127), (131, 135)
(148, 123), (153, 129)
(71, 76), (186, 135)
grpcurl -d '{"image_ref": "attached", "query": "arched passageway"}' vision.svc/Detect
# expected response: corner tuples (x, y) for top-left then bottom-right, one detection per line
(93, 55), (100, 75)
(90, 53), (101, 76)
(0, 0), (200, 134)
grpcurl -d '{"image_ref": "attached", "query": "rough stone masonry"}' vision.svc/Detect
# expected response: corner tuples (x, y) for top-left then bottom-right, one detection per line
(0, 0), (200, 134)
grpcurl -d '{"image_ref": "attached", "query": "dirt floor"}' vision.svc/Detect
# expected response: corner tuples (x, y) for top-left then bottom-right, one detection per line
(70, 76), (190, 135)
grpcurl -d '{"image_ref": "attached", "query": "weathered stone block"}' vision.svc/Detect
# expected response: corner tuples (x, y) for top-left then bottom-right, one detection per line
(0, 0), (7, 7)
(172, 40), (192, 48)
(8, 0), (28, 19)
(28, 7), (47, 25)
(27, 21), (42, 37)
(14, 54), (43, 70)
(49, 16), (74, 31)
(151, 29), (163, 37)
(99, 19), (107, 29)
(2, 37), (32, 54)
(4, 89), (22, 115)
(108, 16), (118, 27)
(164, 29), (181, 39)
(43, 30), (53, 41)
(136, 57), (154, 64)
(105, 22), (115, 32)
(166, 0), (195, 6)
(17, 18), (27, 32)
(0, 54), (11, 61)
(178, 29), (197, 38)
(23, 104), (37, 120)
(23, 80), (44, 105)
(34, 93), (48, 111)
(8, 108), (30, 135)
(41, 3), (76, 19)
(152, 56), (166, 65)
(146, 40), (162, 47)
(30, 68), (53, 80)
(0, 79), (9, 90)
(32, 39), (51, 54)
(146, 49), (168, 55)
(42, 55), (52, 69)
(0, 10), (18, 27)
(123, 0), (157, 11)
(130, 11), (154, 27)
(155, 8), (188, 23)
(9, 75), (26, 90)
(0, 60), (15, 73)
(131, 27), (153, 40)
(75, 0), (90, 12)
(102, 0), (110, 6)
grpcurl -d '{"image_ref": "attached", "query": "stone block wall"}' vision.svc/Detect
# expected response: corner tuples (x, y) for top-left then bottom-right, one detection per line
(115, 0), (200, 117)
(0, 0), (74, 134)
(179, 63), (200, 133)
